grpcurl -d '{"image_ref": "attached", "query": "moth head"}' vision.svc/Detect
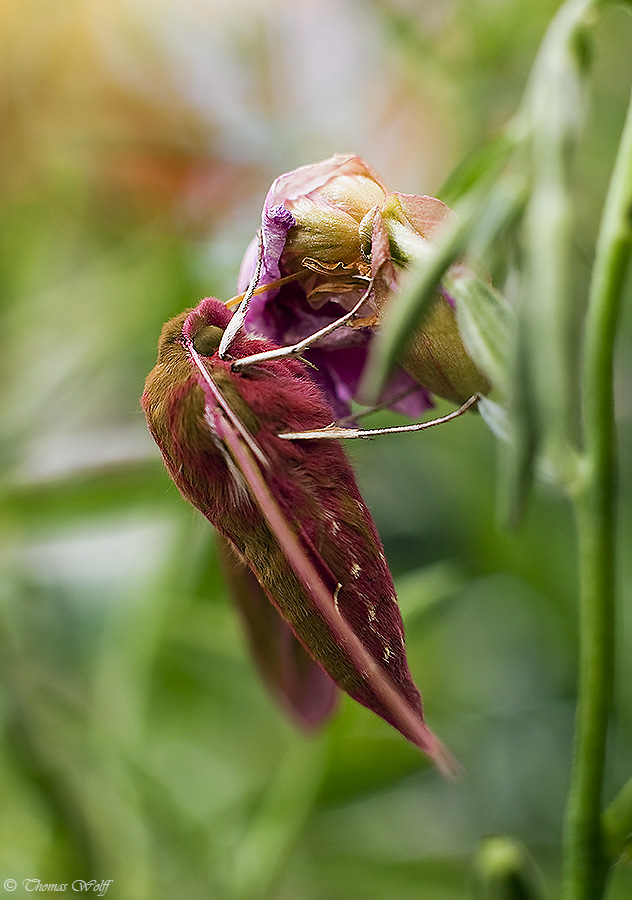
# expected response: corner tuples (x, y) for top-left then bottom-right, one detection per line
(191, 324), (223, 357)
(182, 297), (233, 355)
(154, 299), (232, 365)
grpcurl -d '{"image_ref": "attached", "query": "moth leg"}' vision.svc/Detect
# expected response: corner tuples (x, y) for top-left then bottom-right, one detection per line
(278, 394), (479, 441)
(230, 283), (373, 371)
(335, 384), (422, 427)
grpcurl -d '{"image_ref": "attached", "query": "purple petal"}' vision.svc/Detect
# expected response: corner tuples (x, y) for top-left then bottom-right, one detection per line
(261, 203), (296, 282)
(238, 204), (296, 294)
(266, 154), (387, 207)
(308, 346), (432, 419)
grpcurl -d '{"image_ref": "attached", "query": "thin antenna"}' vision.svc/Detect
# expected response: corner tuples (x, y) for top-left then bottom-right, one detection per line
(225, 270), (309, 309)
(218, 230), (264, 359)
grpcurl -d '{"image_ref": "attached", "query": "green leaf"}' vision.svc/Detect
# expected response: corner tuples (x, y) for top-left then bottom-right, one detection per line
(439, 127), (521, 207)
(446, 272), (513, 394)
(602, 775), (632, 863)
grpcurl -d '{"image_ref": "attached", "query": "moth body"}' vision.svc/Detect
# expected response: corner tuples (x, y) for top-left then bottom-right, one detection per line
(142, 297), (435, 751)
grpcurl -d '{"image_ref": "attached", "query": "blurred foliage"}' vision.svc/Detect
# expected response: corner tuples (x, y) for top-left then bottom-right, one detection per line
(1, 1), (632, 899)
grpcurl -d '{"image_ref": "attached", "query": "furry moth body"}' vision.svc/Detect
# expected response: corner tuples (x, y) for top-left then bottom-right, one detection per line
(142, 297), (450, 767)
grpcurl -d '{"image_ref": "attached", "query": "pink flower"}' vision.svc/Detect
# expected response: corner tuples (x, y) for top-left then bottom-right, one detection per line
(238, 154), (488, 416)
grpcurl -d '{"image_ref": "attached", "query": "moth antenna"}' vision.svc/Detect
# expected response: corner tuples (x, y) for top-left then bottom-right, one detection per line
(230, 280), (374, 371)
(219, 230), (265, 359)
(278, 394), (479, 440)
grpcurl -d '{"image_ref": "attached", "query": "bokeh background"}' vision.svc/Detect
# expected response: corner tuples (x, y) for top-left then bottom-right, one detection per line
(1, 1), (632, 898)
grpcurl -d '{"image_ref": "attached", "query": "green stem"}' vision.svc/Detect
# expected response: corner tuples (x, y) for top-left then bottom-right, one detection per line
(562, 84), (632, 900)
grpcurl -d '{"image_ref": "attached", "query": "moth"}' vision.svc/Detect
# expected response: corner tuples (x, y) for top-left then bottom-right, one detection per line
(142, 288), (468, 772)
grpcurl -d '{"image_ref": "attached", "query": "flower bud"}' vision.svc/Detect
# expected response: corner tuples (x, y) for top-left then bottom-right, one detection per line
(280, 161), (386, 270)
(239, 154), (492, 415)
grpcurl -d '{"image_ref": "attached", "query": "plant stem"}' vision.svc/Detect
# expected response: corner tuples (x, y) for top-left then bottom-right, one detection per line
(562, 84), (632, 900)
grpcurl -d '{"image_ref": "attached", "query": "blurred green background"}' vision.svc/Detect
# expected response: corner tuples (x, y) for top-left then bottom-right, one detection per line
(1, 1), (632, 898)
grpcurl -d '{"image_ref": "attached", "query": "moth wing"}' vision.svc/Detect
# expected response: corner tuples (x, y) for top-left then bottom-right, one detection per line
(183, 329), (454, 770)
(215, 534), (339, 730)
(214, 412), (457, 774)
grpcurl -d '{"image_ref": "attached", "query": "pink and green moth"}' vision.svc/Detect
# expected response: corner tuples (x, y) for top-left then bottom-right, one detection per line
(141, 279), (470, 773)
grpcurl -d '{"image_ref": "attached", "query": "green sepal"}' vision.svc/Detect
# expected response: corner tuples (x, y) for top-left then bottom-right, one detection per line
(400, 293), (490, 405)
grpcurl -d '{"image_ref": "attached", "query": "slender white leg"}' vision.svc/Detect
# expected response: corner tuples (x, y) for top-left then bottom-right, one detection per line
(230, 282), (373, 371)
(277, 394), (479, 441)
